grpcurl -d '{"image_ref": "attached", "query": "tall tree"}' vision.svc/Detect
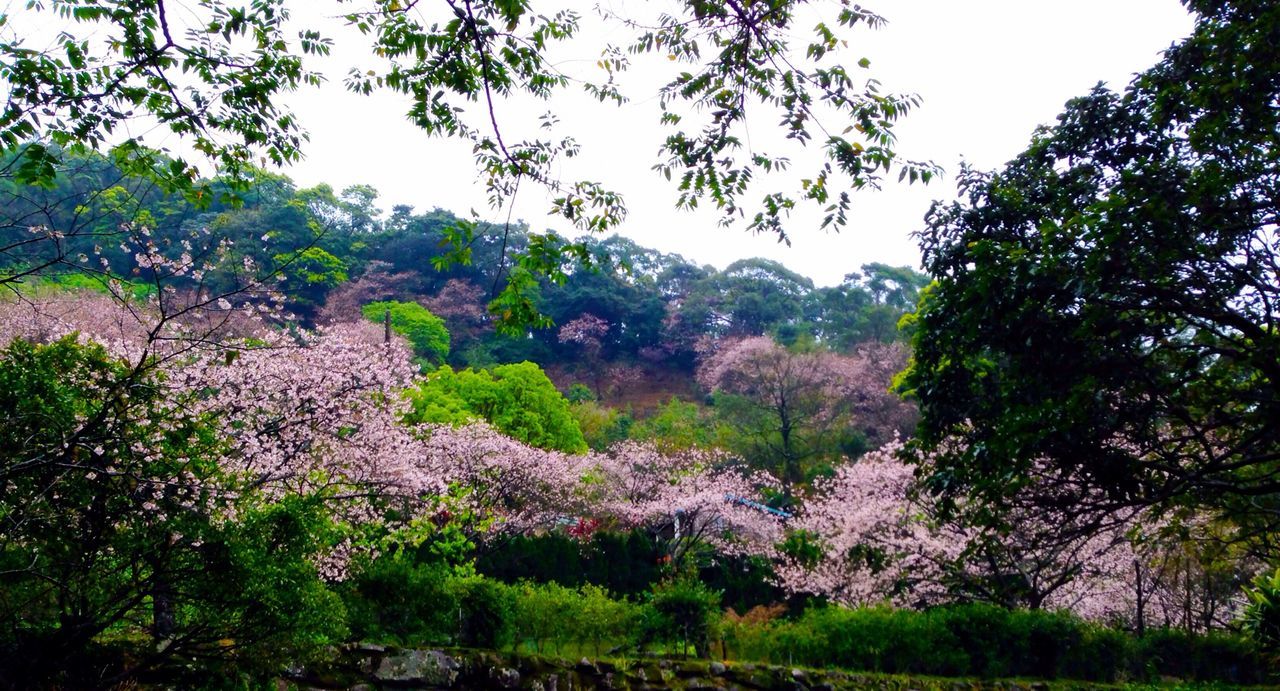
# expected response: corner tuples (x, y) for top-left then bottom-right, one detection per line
(901, 0), (1280, 543)
(697, 336), (914, 500)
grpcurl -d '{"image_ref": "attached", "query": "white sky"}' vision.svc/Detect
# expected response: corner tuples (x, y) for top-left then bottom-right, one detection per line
(14, 0), (1197, 286)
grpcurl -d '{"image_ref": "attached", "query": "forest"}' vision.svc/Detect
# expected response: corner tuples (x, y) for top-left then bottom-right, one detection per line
(0, 0), (1277, 689)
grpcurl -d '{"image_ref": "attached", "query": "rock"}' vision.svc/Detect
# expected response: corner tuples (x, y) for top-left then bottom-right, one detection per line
(709, 661), (727, 676)
(491, 666), (521, 688)
(373, 649), (460, 686)
(791, 668), (808, 680)
(637, 664), (667, 683)
(674, 662), (710, 678)
(529, 673), (560, 691)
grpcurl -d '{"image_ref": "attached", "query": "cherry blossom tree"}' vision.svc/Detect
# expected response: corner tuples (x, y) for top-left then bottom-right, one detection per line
(558, 313), (610, 353)
(0, 292), (436, 562)
(776, 438), (1261, 628)
(316, 261), (421, 325)
(415, 422), (592, 538)
(589, 442), (784, 569)
(419, 279), (491, 352)
(0, 302), (359, 682)
(696, 336), (915, 499)
(171, 322), (434, 510)
(774, 439), (959, 608)
(558, 312), (612, 397)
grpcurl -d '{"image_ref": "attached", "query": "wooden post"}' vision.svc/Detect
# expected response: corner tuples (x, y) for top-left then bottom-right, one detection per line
(384, 308), (391, 345)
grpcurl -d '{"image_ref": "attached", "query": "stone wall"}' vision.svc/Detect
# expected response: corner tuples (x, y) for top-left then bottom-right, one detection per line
(290, 645), (1058, 690)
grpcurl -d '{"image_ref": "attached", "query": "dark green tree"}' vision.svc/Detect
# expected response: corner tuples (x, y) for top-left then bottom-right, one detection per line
(901, 0), (1280, 539)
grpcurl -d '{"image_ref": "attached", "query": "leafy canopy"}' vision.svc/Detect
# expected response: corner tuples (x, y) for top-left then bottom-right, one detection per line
(406, 361), (587, 454)
(363, 299), (450, 363)
(901, 0), (1280, 535)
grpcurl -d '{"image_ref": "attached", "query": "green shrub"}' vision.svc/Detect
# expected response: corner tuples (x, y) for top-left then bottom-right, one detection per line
(1245, 566), (1280, 655)
(510, 580), (645, 656)
(650, 578), (722, 658)
(932, 603), (1018, 677)
(340, 552), (1267, 686)
(776, 606), (966, 676)
(450, 575), (516, 649)
(577, 584), (638, 656)
(342, 554), (458, 645)
(1010, 608), (1083, 679)
(1131, 628), (1265, 684)
(1060, 621), (1129, 682)
(512, 580), (579, 653)
(723, 602), (1264, 684)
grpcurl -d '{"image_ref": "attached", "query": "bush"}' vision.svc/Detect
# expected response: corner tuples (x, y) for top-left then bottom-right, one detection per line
(722, 602), (1266, 684)
(511, 581), (645, 656)
(769, 606), (966, 676)
(341, 550), (1268, 686)
(512, 581), (579, 654)
(1063, 624), (1129, 682)
(342, 554), (457, 645)
(1130, 628), (1266, 684)
(345, 558), (530, 652)
(1245, 566), (1280, 655)
(450, 576), (516, 649)
(650, 578), (722, 658)
(577, 584), (638, 656)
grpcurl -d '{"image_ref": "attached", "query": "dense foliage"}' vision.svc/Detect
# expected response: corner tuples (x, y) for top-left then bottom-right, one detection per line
(0, 337), (346, 686)
(0, 148), (929, 370)
(729, 604), (1268, 683)
(362, 299), (450, 363)
(406, 362), (587, 453)
(902, 0), (1280, 546)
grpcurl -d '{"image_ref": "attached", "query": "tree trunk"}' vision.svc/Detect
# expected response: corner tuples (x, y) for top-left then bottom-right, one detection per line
(1134, 559), (1146, 637)
(152, 573), (176, 642)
